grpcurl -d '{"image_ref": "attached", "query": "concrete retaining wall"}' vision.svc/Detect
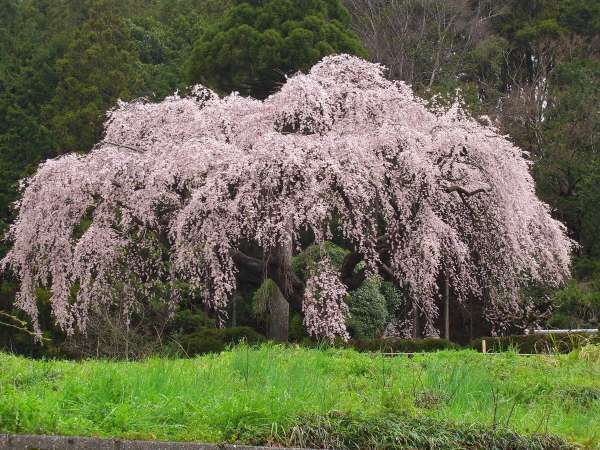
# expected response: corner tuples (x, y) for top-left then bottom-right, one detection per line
(0, 434), (310, 450)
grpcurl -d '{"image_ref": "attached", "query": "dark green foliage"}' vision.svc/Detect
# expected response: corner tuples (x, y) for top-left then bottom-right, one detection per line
(234, 411), (575, 450)
(346, 337), (460, 353)
(167, 309), (217, 334)
(578, 160), (600, 258)
(573, 258), (600, 280)
(345, 278), (406, 340)
(533, 57), (600, 253)
(0, 285), (66, 359)
(491, 2), (599, 261)
(549, 258), (600, 329)
(251, 278), (279, 323)
(288, 312), (308, 342)
(471, 333), (599, 354)
(380, 280), (404, 319)
(549, 282), (600, 329)
(346, 277), (388, 339)
(186, 0), (366, 98)
(176, 326), (265, 356)
(41, 0), (143, 153)
(291, 241), (350, 280)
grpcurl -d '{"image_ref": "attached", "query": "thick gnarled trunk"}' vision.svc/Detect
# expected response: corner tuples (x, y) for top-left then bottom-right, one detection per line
(266, 233), (294, 341)
(232, 231), (299, 341)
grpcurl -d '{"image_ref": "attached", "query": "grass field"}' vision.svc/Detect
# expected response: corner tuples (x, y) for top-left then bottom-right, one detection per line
(0, 344), (598, 449)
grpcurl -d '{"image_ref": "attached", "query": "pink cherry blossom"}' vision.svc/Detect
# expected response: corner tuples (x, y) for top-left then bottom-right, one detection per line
(2, 55), (573, 340)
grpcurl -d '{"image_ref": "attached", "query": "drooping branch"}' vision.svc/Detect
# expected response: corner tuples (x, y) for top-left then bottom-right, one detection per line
(231, 249), (264, 277)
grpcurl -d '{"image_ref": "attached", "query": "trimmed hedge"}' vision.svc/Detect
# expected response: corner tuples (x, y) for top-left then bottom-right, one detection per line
(471, 333), (600, 354)
(176, 326), (265, 357)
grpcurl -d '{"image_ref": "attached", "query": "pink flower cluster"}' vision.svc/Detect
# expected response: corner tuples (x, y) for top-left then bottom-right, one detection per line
(303, 259), (350, 341)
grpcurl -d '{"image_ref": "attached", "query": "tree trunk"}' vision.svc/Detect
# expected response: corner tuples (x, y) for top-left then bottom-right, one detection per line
(412, 303), (420, 339)
(267, 285), (289, 342)
(232, 293), (237, 327)
(469, 297), (474, 342)
(273, 231), (294, 297)
(443, 271), (450, 341)
(266, 230), (294, 341)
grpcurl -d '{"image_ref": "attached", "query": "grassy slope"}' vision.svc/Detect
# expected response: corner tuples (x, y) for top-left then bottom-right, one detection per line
(0, 345), (598, 448)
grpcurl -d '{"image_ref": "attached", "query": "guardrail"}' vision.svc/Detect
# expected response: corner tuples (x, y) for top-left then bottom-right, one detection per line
(528, 328), (598, 335)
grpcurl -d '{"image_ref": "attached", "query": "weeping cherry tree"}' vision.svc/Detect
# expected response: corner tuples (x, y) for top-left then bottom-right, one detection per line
(2, 55), (573, 341)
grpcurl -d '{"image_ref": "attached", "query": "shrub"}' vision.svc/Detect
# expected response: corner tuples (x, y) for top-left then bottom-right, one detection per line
(576, 343), (600, 362)
(573, 257), (600, 280)
(176, 326), (265, 357)
(233, 411), (574, 450)
(167, 309), (216, 335)
(291, 241), (350, 280)
(380, 280), (404, 318)
(289, 313), (308, 342)
(298, 336), (460, 353)
(346, 337), (460, 353)
(346, 278), (389, 339)
(549, 257), (600, 329)
(549, 280), (600, 329)
(251, 278), (279, 324)
(471, 333), (599, 354)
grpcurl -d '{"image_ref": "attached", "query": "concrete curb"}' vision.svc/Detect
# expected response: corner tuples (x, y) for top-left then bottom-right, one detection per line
(0, 434), (312, 450)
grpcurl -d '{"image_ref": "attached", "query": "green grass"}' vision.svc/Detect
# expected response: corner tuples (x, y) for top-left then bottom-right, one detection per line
(0, 345), (598, 449)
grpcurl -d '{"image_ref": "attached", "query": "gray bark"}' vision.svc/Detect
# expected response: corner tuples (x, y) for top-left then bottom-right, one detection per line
(267, 285), (289, 342)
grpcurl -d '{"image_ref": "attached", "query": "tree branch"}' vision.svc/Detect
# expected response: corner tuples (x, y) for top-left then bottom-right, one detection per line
(103, 141), (143, 153)
(341, 251), (365, 290)
(341, 235), (392, 290)
(445, 185), (490, 196)
(231, 249), (305, 308)
(231, 249), (263, 277)
(0, 310), (50, 341)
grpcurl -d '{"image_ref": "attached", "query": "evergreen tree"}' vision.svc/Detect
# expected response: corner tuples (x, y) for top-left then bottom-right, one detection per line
(42, 0), (143, 153)
(186, 0), (366, 98)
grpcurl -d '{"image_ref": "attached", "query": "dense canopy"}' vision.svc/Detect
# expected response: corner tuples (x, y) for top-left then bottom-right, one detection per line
(2, 55), (572, 340)
(186, 0), (366, 98)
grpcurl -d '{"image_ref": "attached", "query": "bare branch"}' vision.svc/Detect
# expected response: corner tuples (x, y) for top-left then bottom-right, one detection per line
(0, 311), (50, 341)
